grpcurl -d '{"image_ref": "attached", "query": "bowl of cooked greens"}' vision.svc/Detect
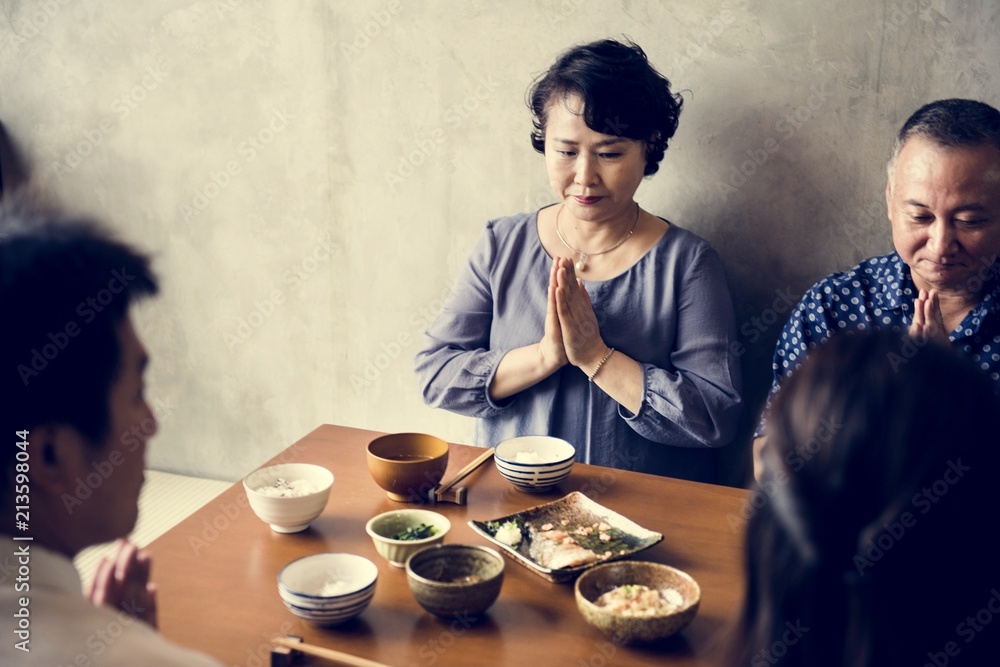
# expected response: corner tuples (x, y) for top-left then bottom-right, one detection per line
(365, 509), (451, 567)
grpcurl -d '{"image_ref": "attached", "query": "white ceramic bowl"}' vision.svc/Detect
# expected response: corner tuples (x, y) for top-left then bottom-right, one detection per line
(365, 509), (451, 568)
(244, 463), (334, 533)
(277, 553), (378, 625)
(494, 436), (576, 492)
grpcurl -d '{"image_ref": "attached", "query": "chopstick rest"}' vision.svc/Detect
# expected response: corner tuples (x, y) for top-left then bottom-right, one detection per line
(428, 447), (495, 505)
(271, 635), (394, 667)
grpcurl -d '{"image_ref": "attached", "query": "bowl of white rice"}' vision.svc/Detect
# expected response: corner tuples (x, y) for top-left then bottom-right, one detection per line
(494, 436), (576, 492)
(277, 553), (377, 625)
(243, 462), (333, 533)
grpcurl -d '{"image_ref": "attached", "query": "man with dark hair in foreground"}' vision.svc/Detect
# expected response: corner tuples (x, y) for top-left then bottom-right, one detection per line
(0, 203), (220, 665)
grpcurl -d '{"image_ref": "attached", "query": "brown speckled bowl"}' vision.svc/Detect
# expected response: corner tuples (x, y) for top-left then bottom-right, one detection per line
(406, 544), (504, 618)
(574, 561), (700, 644)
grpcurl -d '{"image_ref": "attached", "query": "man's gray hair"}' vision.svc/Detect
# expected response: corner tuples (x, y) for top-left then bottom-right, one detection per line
(887, 99), (1000, 185)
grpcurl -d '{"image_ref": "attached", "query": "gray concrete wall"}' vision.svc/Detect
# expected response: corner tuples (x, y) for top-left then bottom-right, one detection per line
(2, 0), (997, 486)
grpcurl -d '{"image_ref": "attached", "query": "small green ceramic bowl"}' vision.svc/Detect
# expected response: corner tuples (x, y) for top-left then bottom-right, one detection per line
(365, 509), (451, 568)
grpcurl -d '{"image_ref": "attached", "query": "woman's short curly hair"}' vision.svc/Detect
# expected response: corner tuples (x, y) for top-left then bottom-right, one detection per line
(527, 38), (683, 176)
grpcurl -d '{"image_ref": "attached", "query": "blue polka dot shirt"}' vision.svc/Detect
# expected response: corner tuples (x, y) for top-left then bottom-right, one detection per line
(756, 252), (1000, 436)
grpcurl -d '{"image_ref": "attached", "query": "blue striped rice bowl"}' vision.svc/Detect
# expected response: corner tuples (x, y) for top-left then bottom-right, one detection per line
(494, 436), (576, 492)
(277, 553), (378, 625)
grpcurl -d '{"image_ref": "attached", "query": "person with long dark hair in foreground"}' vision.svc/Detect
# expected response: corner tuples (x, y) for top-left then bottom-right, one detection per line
(728, 330), (1000, 666)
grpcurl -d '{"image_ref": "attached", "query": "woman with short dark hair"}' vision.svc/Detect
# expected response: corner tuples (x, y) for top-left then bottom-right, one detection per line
(415, 39), (742, 481)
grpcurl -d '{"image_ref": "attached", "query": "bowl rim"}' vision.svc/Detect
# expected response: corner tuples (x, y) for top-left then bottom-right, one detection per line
(574, 561), (701, 618)
(277, 553), (378, 598)
(365, 509), (452, 544)
(366, 432), (450, 462)
(495, 435), (576, 466)
(405, 544), (505, 586)
(495, 458), (575, 471)
(243, 463), (334, 497)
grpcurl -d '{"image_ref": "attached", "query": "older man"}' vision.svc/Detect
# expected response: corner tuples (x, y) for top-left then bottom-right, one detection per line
(753, 99), (1000, 477)
(0, 203), (221, 665)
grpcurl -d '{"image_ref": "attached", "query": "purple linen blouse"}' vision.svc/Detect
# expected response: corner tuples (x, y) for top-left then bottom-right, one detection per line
(414, 209), (742, 481)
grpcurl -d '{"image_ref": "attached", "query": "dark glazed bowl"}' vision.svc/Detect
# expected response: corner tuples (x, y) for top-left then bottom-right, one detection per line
(405, 544), (505, 617)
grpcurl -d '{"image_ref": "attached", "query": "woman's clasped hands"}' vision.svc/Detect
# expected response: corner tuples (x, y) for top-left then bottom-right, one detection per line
(489, 255), (642, 412)
(540, 257), (608, 376)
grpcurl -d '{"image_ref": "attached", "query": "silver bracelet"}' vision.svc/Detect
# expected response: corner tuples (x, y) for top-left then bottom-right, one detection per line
(588, 347), (615, 382)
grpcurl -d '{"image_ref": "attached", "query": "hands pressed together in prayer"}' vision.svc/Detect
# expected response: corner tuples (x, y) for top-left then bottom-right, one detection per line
(489, 256), (642, 412)
(539, 257), (611, 375)
(754, 288), (953, 483)
(909, 289), (950, 343)
(87, 539), (159, 629)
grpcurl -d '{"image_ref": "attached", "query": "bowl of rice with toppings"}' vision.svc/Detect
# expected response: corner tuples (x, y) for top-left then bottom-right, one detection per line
(574, 561), (701, 643)
(244, 463), (334, 533)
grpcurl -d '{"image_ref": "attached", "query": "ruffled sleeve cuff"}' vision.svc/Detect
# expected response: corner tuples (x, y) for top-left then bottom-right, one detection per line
(619, 361), (741, 448)
(478, 348), (517, 414)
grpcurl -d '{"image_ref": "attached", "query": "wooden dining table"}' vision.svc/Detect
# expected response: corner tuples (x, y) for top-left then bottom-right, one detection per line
(149, 424), (750, 667)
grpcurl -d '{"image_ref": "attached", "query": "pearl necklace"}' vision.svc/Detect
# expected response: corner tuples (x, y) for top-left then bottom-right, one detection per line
(554, 203), (641, 272)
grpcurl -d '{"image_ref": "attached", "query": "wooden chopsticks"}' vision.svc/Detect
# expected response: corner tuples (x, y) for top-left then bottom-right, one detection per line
(272, 636), (394, 667)
(433, 447), (494, 500)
